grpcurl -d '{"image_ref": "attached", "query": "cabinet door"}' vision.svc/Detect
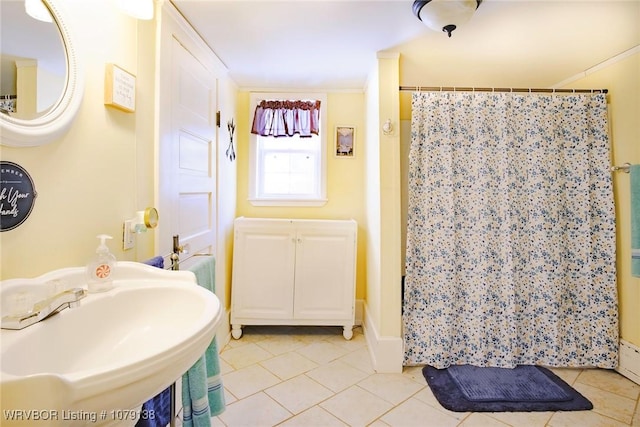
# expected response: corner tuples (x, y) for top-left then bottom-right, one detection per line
(232, 225), (296, 319)
(293, 224), (356, 320)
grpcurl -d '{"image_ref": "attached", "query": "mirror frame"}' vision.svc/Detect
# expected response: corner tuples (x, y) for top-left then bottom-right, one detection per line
(0, 0), (84, 147)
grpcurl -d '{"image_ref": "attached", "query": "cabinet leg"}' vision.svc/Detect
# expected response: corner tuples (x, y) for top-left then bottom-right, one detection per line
(343, 325), (353, 340)
(231, 324), (243, 339)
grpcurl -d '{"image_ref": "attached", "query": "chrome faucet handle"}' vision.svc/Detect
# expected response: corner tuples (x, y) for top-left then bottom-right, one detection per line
(1, 287), (87, 330)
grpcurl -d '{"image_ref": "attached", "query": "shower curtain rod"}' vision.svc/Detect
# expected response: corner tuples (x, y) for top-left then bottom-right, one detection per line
(399, 86), (608, 94)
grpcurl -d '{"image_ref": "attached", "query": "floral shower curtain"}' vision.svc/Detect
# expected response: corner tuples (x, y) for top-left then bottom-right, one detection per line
(403, 91), (618, 369)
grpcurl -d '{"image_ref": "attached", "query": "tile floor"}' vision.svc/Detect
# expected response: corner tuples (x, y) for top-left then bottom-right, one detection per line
(212, 325), (640, 427)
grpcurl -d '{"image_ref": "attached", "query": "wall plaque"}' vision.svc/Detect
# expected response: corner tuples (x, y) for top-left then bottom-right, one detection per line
(0, 161), (37, 232)
(104, 63), (136, 113)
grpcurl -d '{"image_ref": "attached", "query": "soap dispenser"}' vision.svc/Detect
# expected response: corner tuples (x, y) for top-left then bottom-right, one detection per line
(86, 234), (116, 293)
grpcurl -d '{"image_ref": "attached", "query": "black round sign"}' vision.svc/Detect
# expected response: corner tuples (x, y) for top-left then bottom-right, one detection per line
(0, 161), (37, 232)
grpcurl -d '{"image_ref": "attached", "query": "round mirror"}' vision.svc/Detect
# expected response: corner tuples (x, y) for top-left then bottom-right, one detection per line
(0, 0), (83, 147)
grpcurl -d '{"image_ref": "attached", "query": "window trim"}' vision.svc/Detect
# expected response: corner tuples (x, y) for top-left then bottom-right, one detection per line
(248, 92), (327, 207)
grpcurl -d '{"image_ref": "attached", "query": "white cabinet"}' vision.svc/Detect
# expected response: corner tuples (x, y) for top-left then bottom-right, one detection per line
(231, 217), (357, 339)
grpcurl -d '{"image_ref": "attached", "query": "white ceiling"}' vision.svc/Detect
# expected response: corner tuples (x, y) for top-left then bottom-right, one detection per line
(173, 0), (640, 91)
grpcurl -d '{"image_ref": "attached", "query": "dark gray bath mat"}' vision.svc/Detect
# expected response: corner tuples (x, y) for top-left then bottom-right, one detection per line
(422, 364), (593, 412)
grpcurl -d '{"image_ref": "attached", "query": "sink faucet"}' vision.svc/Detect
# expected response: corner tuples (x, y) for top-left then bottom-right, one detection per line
(1, 288), (87, 330)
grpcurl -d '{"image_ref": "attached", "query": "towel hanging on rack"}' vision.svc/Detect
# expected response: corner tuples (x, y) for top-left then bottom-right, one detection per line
(182, 256), (225, 426)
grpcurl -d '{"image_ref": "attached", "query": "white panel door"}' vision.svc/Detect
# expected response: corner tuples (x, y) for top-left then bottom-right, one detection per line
(231, 225), (296, 319)
(159, 35), (217, 260)
(293, 225), (356, 320)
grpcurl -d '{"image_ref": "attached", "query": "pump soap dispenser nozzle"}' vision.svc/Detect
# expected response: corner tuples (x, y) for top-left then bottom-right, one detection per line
(86, 234), (116, 293)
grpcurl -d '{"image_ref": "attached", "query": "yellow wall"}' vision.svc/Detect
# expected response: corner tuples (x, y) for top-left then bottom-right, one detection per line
(235, 91), (367, 300)
(563, 51), (640, 347)
(0, 0), (238, 305)
(0, 1), (146, 279)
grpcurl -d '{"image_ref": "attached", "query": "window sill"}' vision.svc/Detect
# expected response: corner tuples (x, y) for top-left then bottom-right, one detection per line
(248, 198), (328, 207)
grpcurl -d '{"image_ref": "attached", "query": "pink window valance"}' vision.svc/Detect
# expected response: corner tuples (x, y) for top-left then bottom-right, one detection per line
(251, 100), (321, 137)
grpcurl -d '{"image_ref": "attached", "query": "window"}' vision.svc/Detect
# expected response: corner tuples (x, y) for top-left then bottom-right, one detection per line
(249, 93), (327, 206)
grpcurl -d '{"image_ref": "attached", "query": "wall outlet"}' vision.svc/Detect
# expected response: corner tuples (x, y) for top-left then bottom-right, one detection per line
(123, 220), (134, 250)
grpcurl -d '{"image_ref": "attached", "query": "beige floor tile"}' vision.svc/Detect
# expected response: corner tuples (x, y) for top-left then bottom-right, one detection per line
(260, 351), (318, 381)
(295, 341), (350, 365)
(215, 329), (640, 427)
(220, 342), (274, 370)
(225, 331), (266, 347)
(337, 346), (375, 374)
(218, 356), (234, 375)
(357, 373), (425, 405)
(380, 397), (460, 427)
(217, 392), (292, 427)
(402, 365), (429, 385)
(369, 421), (392, 427)
(306, 359), (371, 392)
(412, 386), (469, 421)
(577, 368), (640, 400)
(548, 367), (583, 385)
(210, 415), (226, 426)
(278, 406), (348, 427)
(457, 413), (510, 427)
(486, 410), (554, 427)
(324, 327), (368, 350)
(255, 334), (308, 356)
(222, 387), (237, 405)
(222, 364), (282, 399)
(265, 375), (334, 414)
(573, 382), (637, 424)
(320, 385), (394, 426)
(548, 409), (630, 427)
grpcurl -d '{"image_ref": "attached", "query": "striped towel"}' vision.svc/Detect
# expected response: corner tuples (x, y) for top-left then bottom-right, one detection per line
(182, 256), (225, 427)
(136, 256), (171, 427)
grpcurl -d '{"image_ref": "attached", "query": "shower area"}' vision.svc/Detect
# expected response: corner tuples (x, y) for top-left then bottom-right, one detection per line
(399, 89), (619, 369)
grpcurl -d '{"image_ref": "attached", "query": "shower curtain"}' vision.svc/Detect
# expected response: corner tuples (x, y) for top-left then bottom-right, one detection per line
(403, 91), (618, 369)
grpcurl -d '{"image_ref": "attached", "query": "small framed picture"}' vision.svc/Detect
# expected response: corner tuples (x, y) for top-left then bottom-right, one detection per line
(335, 125), (355, 158)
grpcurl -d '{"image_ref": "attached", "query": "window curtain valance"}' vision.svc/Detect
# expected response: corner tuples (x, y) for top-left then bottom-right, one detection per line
(251, 100), (321, 137)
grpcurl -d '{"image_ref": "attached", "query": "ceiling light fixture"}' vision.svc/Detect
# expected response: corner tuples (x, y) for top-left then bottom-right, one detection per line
(412, 0), (482, 38)
(24, 0), (53, 23)
(115, 0), (154, 20)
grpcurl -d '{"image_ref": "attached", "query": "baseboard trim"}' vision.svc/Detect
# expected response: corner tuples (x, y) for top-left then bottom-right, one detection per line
(617, 339), (640, 385)
(362, 303), (403, 373)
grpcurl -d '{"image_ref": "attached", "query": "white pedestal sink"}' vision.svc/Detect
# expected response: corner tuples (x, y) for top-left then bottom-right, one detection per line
(0, 262), (222, 426)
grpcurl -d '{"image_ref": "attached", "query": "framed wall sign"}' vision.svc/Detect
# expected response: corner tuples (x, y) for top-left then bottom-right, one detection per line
(104, 63), (136, 113)
(0, 161), (37, 232)
(335, 125), (355, 158)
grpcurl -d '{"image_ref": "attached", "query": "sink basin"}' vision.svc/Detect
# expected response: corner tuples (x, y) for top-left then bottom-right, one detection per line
(0, 262), (222, 426)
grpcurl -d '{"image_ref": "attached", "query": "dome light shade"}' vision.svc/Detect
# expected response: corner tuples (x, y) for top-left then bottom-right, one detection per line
(115, 0), (154, 20)
(24, 0), (53, 23)
(413, 0), (482, 37)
